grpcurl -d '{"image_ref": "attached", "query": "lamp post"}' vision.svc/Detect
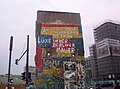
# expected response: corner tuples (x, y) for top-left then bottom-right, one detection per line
(15, 35), (29, 88)
(7, 36), (13, 89)
(26, 35), (29, 87)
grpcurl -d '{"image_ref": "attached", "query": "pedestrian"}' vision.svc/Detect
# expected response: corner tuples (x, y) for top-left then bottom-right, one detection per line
(114, 82), (120, 89)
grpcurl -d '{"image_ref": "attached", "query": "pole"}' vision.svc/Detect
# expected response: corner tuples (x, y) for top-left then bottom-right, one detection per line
(8, 36), (13, 89)
(26, 35), (29, 87)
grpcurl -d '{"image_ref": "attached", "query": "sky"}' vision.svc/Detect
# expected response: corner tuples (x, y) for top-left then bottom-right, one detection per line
(0, 0), (120, 75)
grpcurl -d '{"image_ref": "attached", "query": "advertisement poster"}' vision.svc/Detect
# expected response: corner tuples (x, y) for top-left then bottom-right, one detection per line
(110, 46), (120, 56)
(97, 46), (110, 59)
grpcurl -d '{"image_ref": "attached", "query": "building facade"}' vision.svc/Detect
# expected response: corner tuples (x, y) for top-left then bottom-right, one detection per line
(89, 44), (98, 81)
(94, 21), (120, 43)
(91, 21), (120, 83)
(85, 56), (93, 86)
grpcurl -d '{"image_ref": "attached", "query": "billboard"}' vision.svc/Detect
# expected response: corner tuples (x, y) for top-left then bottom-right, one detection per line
(97, 45), (120, 59)
(97, 45), (110, 59)
(96, 38), (120, 59)
(110, 46), (120, 56)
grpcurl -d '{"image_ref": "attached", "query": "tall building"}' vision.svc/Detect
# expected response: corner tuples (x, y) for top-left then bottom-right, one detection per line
(89, 44), (98, 81)
(94, 21), (120, 43)
(85, 56), (93, 86)
(91, 21), (120, 83)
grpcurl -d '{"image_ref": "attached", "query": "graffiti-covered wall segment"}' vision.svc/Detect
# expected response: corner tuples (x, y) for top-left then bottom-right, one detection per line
(35, 11), (84, 89)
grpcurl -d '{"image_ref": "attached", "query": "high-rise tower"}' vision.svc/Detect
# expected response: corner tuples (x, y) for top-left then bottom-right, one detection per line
(93, 21), (120, 83)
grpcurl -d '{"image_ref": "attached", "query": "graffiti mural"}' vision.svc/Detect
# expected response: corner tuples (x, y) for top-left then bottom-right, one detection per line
(35, 23), (84, 89)
(39, 24), (84, 60)
(35, 75), (64, 89)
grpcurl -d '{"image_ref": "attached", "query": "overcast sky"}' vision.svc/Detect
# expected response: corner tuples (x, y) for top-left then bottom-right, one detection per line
(0, 0), (120, 74)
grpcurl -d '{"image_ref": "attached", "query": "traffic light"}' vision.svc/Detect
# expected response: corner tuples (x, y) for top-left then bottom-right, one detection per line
(21, 72), (26, 80)
(15, 59), (18, 65)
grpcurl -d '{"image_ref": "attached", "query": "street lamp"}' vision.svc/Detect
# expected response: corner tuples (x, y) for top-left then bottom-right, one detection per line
(15, 35), (29, 88)
(7, 36), (13, 89)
